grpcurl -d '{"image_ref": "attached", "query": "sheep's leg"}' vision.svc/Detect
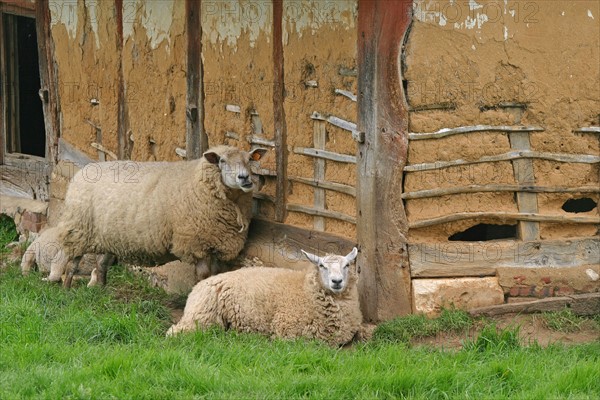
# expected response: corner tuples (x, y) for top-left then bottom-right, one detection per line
(21, 251), (35, 276)
(96, 254), (116, 286)
(195, 254), (216, 282)
(63, 256), (82, 289)
(46, 257), (66, 283)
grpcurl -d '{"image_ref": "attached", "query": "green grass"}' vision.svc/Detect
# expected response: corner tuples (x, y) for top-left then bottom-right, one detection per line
(373, 308), (472, 345)
(0, 215), (18, 255)
(540, 308), (590, 333)
(1, 218), (599, 399)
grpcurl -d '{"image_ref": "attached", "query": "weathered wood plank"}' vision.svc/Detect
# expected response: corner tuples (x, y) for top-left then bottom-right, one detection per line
(0, 155), (49, 200)
(90, 143), (117, 160)
(0, 12), (6, 164)
(470, 293), (600, 317)
(509, 130), (539, 240)
(0, 0), (35, 11)
(287, 204), (356, 224)
(252, 192), (275, 203)
(58, 138), (93, 167)
(294, 147), (356, 164)
(408, 125), (544, 140)
(225, 104), (241, 113)
(334, 89), (357, 102)
(313, 120), (326, 231)
(311, 112), (363, 143)
(5, 15), (20, 154)
(409, 102), (456, 112)
(357, 0), (412, 320)
(116, 0), (130, 159)
(401, 184), (600, 199)
(247, 135), (275, 147)
(290, 176), (356, 196)
(409, 238), (600, 278)
(404, 151), (600, 172)
(273, 0), (287, 223)
(573, 127), (600, 134)
(409, 212), (600, 229)
(244, 218), (356, 269)
(185, 0), (207, 159)
(35, 0), (61, 164)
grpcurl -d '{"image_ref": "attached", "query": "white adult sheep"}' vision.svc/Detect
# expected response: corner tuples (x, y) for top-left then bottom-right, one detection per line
(167, 247), (362, 346)
(57, 145), (267, 287)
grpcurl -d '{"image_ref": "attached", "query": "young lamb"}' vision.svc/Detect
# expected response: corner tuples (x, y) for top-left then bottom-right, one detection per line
(21, 227), (67, 281)
(21, 226), (115, 284)
(57, 145), (267, 287)
(167, 247), (362, 346)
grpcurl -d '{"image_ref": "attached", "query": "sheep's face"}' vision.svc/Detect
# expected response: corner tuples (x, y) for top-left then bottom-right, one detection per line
(204, 147), (267, 192)
(301, 247), (358, 295)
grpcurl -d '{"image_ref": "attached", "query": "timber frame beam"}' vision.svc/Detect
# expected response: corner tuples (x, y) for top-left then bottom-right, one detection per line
(356, 0), (412, 321)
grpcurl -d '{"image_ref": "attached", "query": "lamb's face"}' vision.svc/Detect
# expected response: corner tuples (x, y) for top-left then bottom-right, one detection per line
(203, 147), (267, 192)
(301, 247), (359, 295)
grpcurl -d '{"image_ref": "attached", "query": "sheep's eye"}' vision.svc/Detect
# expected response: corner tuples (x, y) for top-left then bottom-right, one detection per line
(318, 263), (326, 269)
(343, 263), (349, 269)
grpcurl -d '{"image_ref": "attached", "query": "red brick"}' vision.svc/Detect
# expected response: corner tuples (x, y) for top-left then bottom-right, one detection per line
(555, 286), (575, 296)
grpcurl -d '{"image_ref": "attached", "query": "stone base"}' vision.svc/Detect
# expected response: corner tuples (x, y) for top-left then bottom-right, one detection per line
(412, 277), (505, 316)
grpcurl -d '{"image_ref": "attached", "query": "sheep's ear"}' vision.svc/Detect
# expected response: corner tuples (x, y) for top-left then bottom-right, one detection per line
(250, 148), (268, 161)
(345, 247), (358, 263)
(301, 249), (321, 266)
(203, 152), (220, 165)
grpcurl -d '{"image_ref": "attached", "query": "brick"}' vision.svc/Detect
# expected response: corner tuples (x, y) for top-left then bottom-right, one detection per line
(540, 276), (552, 284)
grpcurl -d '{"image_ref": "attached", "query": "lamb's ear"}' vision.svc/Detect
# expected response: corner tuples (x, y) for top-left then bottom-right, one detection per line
(345, 247), (358, 263)
(203, 152), (220, 165)
(301, 249), (321, 266)
(249, 148), (268, 161)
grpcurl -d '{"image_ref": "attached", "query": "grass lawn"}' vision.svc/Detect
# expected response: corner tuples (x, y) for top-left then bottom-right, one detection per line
(1, 217), (599, 399)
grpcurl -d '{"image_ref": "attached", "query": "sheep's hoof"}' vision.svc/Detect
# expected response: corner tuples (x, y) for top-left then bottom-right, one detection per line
(87, 268), (98, 287)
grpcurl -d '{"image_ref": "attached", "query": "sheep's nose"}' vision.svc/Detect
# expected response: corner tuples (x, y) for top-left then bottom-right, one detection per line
(331, 278), (342, 285)
(238, 174), (249, 181)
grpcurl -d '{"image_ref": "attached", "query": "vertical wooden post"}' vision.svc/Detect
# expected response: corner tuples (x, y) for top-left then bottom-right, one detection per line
(115, 0), (130, 160)
(356, 0), (412, 321)
(313, 120), (326, 231)
(186, 0), (207, 159)
(35, 0), (60, 162)
(273, 0), (287, 222)
(0, 11), (4, 164)
(506, 106), (539, 240)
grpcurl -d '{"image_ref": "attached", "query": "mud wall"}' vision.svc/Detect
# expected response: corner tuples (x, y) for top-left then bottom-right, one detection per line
(49, 0), (187, 162)
(200, 0), (358, 238)
(282, 0), (357, 237)
(201, 0), (278, 219)
(49, 0), (120, 160)
(47, 0), (358, 240)
(122, 0), (187, 161)
(404, 0), (600, 312)
(404, 0), (600, 243)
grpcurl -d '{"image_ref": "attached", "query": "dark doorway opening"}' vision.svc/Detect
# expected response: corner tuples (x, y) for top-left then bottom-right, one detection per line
(449, 223), (518, 242)
(2, 13), (45, 157)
